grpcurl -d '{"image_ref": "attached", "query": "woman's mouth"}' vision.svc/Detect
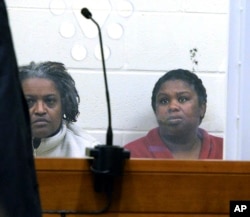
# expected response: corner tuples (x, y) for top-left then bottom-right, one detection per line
(32, 119), (49, 126)
(167, 116), (182, 124)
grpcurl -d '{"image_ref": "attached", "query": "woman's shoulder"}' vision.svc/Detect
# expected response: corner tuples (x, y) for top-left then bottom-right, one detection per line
(199, 128), (223, 142)
(199, 128), (223, 159)
(124, 128), (159, 148)
(65, 123), (100, 144)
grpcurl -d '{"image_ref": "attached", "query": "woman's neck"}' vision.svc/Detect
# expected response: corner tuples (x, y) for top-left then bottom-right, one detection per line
(159, 129), (202, 159)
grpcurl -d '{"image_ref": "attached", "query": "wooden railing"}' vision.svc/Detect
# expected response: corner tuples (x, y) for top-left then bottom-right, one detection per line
(35, 158), (250, 217)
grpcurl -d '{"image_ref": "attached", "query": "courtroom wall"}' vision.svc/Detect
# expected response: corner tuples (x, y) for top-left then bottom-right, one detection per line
(6, 0), (228, 146)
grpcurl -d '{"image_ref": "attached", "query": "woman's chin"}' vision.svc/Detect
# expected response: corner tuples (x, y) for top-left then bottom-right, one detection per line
(32, 130), (51, 139)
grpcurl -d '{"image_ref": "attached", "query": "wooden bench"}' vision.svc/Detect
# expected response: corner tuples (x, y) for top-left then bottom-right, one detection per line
(35, 158), (250, 216)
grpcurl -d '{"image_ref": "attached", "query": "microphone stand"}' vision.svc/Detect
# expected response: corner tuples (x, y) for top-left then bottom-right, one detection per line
(81, 8), (130, 197)
(88, 15), (112, 146)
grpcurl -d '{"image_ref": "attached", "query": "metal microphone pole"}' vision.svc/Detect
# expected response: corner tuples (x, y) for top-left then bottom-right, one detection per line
(81, 8), (130, 195)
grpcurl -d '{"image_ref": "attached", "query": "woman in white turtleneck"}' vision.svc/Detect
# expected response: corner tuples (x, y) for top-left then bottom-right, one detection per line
(19, 61), (99, 157)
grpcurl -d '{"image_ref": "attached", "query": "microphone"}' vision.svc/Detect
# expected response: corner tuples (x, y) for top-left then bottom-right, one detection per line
(81, 8), (92, 19)
(81, 7), (112, 146)
(81, 8), (130, 195)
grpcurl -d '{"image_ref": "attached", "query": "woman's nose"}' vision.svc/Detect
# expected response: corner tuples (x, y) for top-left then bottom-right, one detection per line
(168, 100), (179, 111)
(34, 101), (46, 114)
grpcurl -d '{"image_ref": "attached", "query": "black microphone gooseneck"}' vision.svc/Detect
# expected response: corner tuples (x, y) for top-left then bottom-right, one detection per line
(81, 7), (130, 207)
(81, 8), (112, 146)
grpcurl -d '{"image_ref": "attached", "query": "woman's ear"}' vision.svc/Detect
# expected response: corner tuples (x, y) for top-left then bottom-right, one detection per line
(200, 102), (207, 119)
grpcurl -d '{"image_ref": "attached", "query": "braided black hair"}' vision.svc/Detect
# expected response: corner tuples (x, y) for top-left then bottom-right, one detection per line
(19, 61), (80, 123)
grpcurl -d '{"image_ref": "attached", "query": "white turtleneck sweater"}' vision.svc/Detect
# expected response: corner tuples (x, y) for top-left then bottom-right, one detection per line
(33, 122), (99, 158)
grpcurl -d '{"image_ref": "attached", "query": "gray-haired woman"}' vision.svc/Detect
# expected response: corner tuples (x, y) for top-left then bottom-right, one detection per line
(19, 61), (99, 157)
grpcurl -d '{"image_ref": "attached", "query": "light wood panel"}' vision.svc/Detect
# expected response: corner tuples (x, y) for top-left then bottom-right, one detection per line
(35, 158), (250, 216)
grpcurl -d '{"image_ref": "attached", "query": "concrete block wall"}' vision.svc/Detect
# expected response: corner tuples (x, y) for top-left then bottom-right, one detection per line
(6, 0), (228, 146)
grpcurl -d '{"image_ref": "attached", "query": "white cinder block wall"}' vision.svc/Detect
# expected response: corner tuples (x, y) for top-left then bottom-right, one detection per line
(6, 0), (228, 147)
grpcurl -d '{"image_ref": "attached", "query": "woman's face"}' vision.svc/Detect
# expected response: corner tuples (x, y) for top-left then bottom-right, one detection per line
(155, 79), (206, 135)
(22, 78), (63, 138)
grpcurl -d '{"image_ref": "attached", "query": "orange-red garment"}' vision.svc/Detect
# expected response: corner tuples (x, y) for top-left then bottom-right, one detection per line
(124, 128), (223, 159)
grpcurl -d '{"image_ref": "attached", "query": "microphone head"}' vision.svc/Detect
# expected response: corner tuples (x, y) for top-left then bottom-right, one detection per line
(81, 8), (92, 19)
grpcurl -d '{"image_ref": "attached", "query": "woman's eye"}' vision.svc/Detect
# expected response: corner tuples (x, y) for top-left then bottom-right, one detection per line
(26, 98), (35, 108)
(179, 96), (188, 103)
(159, 98), (169, 104)
(45, 98), (56, 107)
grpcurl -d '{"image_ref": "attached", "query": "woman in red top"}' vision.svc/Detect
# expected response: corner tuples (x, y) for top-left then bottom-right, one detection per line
(125, 69), (223, 159)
